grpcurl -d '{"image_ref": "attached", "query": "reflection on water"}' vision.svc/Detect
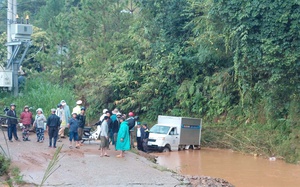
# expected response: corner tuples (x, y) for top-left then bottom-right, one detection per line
(155, 148), (300, 187)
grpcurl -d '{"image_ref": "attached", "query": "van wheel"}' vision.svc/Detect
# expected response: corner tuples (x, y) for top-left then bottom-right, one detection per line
(162, 145), (171, 152)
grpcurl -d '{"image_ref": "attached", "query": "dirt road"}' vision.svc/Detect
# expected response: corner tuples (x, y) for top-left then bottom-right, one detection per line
(0, 129), (180, 186)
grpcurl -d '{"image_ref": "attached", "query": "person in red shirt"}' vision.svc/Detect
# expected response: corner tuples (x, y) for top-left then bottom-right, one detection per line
(20, 105), (33, 141)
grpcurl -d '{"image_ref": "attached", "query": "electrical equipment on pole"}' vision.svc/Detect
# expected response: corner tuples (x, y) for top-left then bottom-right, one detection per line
(1, 0), (33, 96)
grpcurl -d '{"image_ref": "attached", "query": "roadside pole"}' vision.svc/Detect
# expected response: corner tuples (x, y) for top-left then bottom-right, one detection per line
(12, 0), (18, 96)
(7, 0), (12, 61)
(5, 0), (32, 96)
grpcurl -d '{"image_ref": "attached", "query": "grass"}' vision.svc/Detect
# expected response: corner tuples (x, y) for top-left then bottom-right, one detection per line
(0, 127), (24, 187)
(0, 153), (10, 176)
(10, 167), (24, 185)
(1, 128), (11, 159)
(0, 77), (75, 118)
(39, 145), (64, 187)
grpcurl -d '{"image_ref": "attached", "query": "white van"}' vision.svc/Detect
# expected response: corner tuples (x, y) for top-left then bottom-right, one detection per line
(147, 115), (202, 152)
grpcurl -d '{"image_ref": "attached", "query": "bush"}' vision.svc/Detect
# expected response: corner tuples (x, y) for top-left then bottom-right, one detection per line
(0, 153), (10, 176)
(0, 77), (75, 118)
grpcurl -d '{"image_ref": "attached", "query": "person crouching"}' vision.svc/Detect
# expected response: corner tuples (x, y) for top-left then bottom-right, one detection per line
(68, 113), (80, 149)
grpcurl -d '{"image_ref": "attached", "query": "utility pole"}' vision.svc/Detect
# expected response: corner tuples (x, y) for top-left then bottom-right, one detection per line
(7, 0), (13, 61)
(4, 0), (33, 96)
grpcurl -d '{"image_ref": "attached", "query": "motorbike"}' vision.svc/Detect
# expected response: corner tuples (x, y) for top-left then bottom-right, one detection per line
(0, 107), (9, 128)
(81, 123), (101, 143)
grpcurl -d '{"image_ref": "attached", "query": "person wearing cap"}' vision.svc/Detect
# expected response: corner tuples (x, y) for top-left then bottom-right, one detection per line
(68, 113), (80, 149)
(77, 107), (86, 145)
(6, 103), (20, 142)
(20, 105), (33, 141)
(72, 100), (82, 115)
(116, 117), (130, 158)
(33, 108), (47, 143)
(47, 109), (61, 148)
(99, 109), (108, 121)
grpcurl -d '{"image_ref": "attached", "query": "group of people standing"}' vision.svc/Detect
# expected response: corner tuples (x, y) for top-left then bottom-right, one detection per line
(97, 109), (149, 158)
(5, 101), (150, 158)
(98, 108), (131, 157)
(97, 108), (150, 157)
(5, 100), (86, 149)
(136, 122), (150, 153)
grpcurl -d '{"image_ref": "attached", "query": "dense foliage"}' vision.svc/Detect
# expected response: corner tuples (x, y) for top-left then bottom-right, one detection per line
(1, 0), (300, 162)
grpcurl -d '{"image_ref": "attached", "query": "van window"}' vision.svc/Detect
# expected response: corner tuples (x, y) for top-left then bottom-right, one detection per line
(169, 127), (177, 135)
(150, 125), (170, 134)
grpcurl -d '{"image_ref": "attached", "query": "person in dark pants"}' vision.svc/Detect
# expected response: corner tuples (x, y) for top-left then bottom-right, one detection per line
(110, 108), (119, 146)
(126, 112), (136, 148)
(141, 123), (149, 153)
(47, 109), (61, 148)
(6, 103), (20, 142)
(68, 113), (80, 149)
(105, 111), (112, 149)
(112, 112), (122, 150)
(77, 107), (86, 145)
(136, 122), (142, 150)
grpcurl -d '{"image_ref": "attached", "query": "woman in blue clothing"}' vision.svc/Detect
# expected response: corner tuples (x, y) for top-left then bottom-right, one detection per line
(116, 117), (130, 158)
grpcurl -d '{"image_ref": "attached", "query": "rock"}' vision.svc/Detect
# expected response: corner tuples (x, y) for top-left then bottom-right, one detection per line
(186, 175), (235, 187)
(182, 178), (191, 185)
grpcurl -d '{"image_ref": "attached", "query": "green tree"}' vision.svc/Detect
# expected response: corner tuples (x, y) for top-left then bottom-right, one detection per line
(211, 0), (300, 121)
(35, 0), (65, 29)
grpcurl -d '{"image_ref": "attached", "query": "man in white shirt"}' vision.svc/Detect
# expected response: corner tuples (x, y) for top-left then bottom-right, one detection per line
(136, 122), (142, 150)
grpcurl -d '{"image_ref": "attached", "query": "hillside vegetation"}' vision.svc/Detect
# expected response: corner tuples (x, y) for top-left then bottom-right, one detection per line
(0, 0), (300, 162)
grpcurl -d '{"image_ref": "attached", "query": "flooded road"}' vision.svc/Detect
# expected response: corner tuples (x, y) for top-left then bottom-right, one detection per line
(155, 148), (300, 187)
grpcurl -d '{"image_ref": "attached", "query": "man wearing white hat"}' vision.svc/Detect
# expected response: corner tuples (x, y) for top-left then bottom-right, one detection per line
(72, 100), (82, 115)
(99, 108), (108, 121)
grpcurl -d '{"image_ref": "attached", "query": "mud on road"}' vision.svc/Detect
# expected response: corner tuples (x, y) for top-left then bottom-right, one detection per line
(0, 131), (181, 187)
(0, 130), (234, 187)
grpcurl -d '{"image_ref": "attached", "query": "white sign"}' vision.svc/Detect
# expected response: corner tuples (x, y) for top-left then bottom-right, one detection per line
(0, 71), (13, 87)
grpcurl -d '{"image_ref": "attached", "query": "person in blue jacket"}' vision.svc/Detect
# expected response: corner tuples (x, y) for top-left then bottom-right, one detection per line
(116, 117), (130, 158)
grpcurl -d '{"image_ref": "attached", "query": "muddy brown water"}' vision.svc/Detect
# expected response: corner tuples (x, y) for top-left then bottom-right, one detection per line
(155, 148), (300, 187)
